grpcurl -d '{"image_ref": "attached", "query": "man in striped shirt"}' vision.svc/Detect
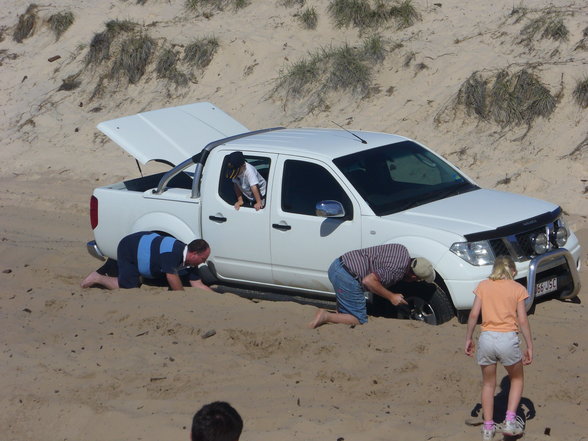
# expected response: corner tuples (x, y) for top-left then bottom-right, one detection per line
(81, 232), (213, 291)
(309, 244), (435, 328)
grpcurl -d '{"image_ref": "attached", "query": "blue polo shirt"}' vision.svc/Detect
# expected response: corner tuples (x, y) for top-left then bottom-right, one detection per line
(116, 232), (200, 288)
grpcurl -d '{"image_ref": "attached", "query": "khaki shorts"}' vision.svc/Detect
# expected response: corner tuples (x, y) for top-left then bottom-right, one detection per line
(477, 331), (522, 366)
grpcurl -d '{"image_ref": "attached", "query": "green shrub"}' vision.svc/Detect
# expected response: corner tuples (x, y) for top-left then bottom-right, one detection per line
(184, 37), (219, 69)
(58, 73), (81, 91)
(299, 7), (318, 29)
(273, 35), (387, 106)
(328, 0), (373, 28)
(111, 34), (155, 84)
(459, 69), (555, 127)
(185, 0), (248, 11)
(276, 56), (321, 98)
(573, 77), (588, 108)
(156, 48), (189, 86)
(86, 20), (137, 65)
(388, 0), (419, 28)
(13, 4), (38, 43)
(328, 0), (418, 29)
(362, 34), (386, 63)
(281, 0), (305, 6)
(520, 12), (569, 44)
(48, 11), (74, 40)
(327, 44), (371, 93)
(457, 72), (487, 118)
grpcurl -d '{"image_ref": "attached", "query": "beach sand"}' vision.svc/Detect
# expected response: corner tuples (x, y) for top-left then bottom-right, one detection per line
(1, 1), (587, 440)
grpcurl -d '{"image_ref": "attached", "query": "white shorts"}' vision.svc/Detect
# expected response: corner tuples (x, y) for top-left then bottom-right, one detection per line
(477, 331), (522, 366)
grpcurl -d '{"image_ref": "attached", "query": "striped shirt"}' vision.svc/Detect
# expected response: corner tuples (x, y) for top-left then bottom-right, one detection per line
(341, 244), (411, 287)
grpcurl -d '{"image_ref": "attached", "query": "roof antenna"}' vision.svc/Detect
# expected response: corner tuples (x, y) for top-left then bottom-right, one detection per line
(331, 121), (367, 144)
(135, 159), (143, 177)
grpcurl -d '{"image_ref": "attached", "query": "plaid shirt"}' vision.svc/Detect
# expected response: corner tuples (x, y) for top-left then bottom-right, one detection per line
(341, 244), (411, 287)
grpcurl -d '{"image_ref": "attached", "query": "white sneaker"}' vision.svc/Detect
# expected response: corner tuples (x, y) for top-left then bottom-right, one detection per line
(501, 416), (525, 436)
(481, 425), (495, 441)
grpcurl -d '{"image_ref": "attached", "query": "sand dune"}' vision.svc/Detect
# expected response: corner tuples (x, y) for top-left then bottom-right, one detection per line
(1, 1), (587, 440)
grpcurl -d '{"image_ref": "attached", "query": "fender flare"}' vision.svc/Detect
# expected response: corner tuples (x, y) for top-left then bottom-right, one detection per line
(131, 213), (198, 244)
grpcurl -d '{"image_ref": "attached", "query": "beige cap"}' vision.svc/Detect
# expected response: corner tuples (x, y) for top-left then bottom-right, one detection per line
(411, 257), (436, 283)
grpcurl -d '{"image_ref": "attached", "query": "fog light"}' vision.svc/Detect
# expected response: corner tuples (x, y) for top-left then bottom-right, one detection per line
(532, 232), (549, 254)
(553, 227), (568, 247)
(552, 218), (569, 247)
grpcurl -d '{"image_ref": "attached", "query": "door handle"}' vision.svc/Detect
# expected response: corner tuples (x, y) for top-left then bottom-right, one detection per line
(209, 215), (227, 223)
(272, 223), (291, 231)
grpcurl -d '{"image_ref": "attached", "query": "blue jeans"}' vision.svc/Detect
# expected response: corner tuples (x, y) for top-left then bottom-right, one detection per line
(328, 258), (368, 324)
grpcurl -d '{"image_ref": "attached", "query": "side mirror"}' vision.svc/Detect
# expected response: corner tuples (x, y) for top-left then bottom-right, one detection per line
(316, 200), (345, 218)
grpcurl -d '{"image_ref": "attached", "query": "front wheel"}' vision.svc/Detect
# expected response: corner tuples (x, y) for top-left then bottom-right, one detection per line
(369, 282), (455, 325)
(396, 286), (455, 325)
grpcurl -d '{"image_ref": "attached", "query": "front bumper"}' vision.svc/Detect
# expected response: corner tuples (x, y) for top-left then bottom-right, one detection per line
(523, 248), (581, 311)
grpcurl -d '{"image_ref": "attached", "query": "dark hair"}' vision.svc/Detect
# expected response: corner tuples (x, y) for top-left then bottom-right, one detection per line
(191, 401), (243, 441)
(188, 238), (210, 254)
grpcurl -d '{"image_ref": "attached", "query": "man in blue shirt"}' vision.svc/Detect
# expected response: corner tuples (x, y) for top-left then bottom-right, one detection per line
(81, 232), (213, 291)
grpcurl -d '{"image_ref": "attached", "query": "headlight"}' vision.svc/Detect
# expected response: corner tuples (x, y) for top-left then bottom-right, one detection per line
(531, 232), (549, 254)
(552, 217), (569, 247)
(450, 240), (495, 266)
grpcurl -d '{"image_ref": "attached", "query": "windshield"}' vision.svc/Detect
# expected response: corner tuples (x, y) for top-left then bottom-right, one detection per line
(333, 141), (478, 216)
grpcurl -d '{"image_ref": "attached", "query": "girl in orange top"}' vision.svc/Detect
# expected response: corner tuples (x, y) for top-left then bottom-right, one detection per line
(465, 256), (533, 440)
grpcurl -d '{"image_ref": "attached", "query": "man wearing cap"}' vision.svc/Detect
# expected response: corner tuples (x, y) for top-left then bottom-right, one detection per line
(309, 243), (436, 328)
(225, 151), (267, 211)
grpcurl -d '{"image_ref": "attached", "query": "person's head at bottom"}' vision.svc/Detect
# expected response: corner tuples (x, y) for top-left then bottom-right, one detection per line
(191, 401), (243, 441)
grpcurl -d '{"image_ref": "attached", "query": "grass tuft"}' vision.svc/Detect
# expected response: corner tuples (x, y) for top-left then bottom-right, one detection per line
(388, 0), (420, 28)
(48, 11), (74, 40)
(58, 73), (81, 91)
(185, 0), (248, 11)
(519, 11), (569, 45)
(281, 0), (305, 6)
(458, 69), (555, 127)
(273, 35), (387, 108)
(13, 4), (38, 43)
(299, 7), (318, 30)
(489, 71), (522, 126)
(328, 0), (418, 30)
(362, 34), (386, 63)
(328, 0), (373, 28)
(86, 20), (138, 66)
(327, 44), (371, 94)
(573, 77), (588, 108)
(111, 34), (155, 84)
(458, 72), (487, 119)
(184, 37), (219, 69)
(156, 48), (189, 87)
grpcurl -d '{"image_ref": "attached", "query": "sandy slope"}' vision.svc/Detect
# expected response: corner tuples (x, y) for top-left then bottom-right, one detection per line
(1, 1), (587, 440)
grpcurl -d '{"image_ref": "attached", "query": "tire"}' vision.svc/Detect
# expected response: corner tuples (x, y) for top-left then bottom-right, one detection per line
(369, 282), (455, 325)
(198, 262), (218, 285)
(400, 286), (454, 325)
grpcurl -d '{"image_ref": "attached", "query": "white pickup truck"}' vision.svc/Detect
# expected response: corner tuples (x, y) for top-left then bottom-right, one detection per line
(86, 102), (582, 324)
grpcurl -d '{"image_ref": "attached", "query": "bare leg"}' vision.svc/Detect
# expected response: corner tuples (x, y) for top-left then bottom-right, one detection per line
(81, 271), (119, 290)
(308, 308), (360, 328)
(504, 361), (524, 415)
(481, 364), (497, 422)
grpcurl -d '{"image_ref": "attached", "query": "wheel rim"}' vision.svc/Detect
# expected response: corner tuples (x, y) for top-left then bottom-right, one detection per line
(398, 297), (438, 325)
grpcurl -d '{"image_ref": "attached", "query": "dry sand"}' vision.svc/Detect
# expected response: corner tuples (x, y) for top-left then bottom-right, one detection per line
(1, 1), (587, 440)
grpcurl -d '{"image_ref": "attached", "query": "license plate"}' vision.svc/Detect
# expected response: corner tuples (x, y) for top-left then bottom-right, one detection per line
(536, 277), (558, 296)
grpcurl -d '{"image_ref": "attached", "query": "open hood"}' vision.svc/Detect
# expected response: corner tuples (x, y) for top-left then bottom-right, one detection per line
(97, 102), (249, 166)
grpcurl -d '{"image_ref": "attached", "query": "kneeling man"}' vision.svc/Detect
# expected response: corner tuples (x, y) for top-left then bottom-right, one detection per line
(309, 244), (435, 328)
(81, 231), (213, 291)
